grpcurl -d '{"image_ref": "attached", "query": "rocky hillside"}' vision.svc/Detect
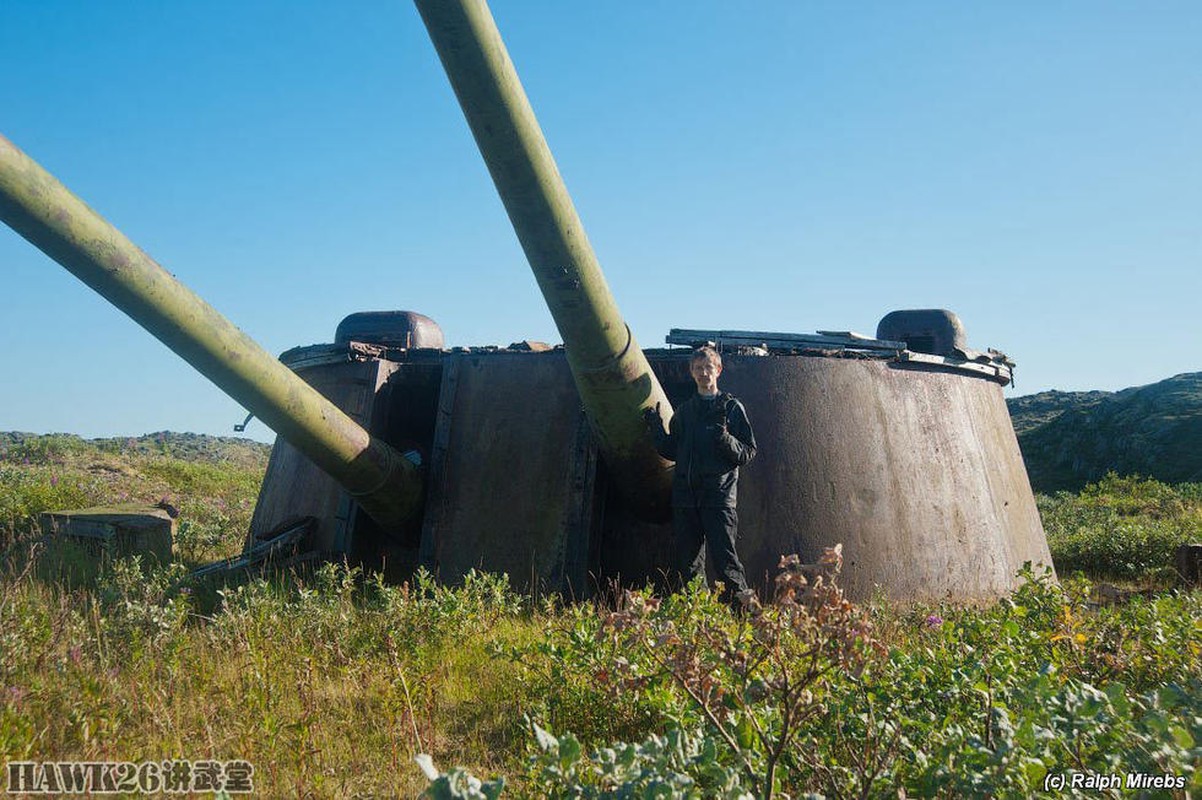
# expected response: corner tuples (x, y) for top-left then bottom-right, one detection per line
(1006, 390), (1113, 436)
(1008, 372), (1202, 492)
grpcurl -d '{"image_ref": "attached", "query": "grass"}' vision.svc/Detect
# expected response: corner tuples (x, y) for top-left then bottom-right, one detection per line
(1, 560), (543, 796)
(1, 436), (1200, 796)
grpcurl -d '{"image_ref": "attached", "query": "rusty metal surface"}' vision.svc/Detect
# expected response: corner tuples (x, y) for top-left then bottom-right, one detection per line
(419, 351), (591, 592)
(607, 353), (1052, 601)
(876, 309), (968, 356)
(335, 310), (445, 349)
(248, 358), (400, 553)
(666, 326), (1013, 385)
(895, 351), (1013, 385)
(667, 328), (906, 353)
(193, 517), (315, 582)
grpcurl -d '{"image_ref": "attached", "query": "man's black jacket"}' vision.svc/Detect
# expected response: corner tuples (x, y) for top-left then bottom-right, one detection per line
(651, 392), (757, 508)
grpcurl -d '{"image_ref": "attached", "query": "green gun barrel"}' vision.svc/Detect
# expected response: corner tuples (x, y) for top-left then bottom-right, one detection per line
(0, 134), (422, 533)
(415, 0), (674, 520)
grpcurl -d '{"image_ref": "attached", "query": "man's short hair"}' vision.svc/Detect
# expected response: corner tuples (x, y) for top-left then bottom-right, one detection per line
(691, 345), (722, 368)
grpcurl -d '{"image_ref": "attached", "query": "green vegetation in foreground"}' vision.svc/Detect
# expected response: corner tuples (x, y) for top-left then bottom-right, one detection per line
(2, 557), (1198, 797)
(0, 435), (1200, 796)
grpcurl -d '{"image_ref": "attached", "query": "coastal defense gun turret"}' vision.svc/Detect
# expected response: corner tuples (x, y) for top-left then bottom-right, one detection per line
(403, 0), (1049, 597)
(1, 0), (1055, 600)
(253, 0), (1051, 597)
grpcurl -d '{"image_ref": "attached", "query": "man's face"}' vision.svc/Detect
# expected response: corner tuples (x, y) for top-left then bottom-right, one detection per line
(690, 358), (721, 394)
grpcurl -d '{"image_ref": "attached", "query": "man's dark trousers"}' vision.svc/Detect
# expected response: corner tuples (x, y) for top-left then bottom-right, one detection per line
(673, 503), (748, 601)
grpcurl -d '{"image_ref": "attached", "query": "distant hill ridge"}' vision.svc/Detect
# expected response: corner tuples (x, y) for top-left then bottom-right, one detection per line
(0, 431), (271, 470)
(1007, 372), (1202, 492)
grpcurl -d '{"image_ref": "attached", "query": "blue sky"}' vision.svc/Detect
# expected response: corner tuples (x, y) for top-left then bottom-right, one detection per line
(2, 2), (1199, 443)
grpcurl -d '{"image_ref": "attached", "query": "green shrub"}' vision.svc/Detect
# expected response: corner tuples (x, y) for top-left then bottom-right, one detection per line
(0, 465), (94, 542)
(1039, 475), (1202, 581)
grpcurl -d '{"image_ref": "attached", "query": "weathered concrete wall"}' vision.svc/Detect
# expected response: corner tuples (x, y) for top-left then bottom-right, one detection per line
(601, 353), (1051, 601)
(717, 354), (1051, 601)
(40, 506), (175, 565)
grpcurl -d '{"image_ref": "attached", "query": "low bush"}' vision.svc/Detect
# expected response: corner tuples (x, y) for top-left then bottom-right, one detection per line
(1039, 475), (1202, 582)
(421, 564), (1201, 798)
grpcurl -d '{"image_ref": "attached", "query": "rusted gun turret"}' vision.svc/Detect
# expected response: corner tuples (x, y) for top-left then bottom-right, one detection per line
(1, 4), (1056, 601)
(415, 0), (674, 521)
(0, 134), (422, 534)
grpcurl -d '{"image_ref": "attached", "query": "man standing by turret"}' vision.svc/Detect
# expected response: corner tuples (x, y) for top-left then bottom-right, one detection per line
(644, 346), (757, 607)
